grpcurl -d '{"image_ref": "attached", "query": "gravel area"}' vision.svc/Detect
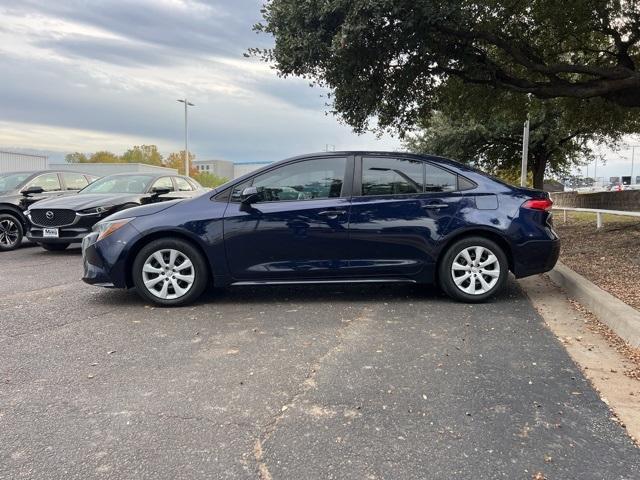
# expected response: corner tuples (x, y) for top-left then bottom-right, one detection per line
(555, 212), (640, 311)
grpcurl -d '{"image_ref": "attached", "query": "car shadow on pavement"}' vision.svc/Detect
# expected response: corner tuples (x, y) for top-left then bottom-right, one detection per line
(85, 277), (519, 308)
(21, 244), (83, 255)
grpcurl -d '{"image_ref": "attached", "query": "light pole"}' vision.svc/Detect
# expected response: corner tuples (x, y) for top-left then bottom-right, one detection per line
(177, 98), (195, 177)
(520, 117), (530, 187)
(630, 145), (639, 184)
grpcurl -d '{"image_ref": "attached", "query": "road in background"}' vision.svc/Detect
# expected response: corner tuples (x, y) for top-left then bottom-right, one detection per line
(1, 246), (638, 479)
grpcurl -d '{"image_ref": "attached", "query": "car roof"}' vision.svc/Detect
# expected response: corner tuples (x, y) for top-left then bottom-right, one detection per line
(1, 169), (94, 175)
(267, 150), (469, 170)
(100, 172), (184, 179)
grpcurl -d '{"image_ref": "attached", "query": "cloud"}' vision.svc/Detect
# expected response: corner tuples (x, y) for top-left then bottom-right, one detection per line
(39, 36), (175, 67)
(0, 0), (401, 163)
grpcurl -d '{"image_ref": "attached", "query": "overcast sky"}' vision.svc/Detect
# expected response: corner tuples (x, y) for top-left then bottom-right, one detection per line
(0, 0), (400, 164)
(0, 0), (637, 180)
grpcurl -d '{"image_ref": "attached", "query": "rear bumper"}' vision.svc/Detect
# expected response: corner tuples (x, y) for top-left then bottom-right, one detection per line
(512, 237), (561, 278)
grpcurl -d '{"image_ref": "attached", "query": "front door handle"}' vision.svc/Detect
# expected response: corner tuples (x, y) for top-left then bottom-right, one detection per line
(318, 210), (347, 219)
(421, 203), (447, 210)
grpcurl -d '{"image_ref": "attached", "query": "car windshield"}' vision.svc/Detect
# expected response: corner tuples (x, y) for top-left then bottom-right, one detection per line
(80, 175), (155, 194)
(0, 173), (31, 192)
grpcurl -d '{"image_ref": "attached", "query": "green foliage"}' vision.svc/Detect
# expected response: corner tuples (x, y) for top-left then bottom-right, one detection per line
(90, 151), (120, 163)
(165, 151), (197, 176)
(120, 145), (164, 166)
(404, 80), (640, 188)
(65, 152), (89, 163)
(255, 0), (640, 134)
(64, 146), (211, 181)
(193, 171), (229, 188)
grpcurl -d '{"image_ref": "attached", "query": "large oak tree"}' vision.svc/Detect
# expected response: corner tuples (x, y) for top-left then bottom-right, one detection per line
(254, 0), (640, 133)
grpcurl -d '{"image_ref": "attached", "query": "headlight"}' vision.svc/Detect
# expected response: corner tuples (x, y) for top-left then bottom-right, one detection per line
(93, 218), (134, 241)
(78, 206), (113, 216)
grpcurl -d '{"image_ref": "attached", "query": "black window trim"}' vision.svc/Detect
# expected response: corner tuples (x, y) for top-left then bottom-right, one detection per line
(355, 154), (476, 197)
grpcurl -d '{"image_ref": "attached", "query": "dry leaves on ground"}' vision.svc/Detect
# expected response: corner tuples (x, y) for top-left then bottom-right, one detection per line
(555, 216), (640, 311)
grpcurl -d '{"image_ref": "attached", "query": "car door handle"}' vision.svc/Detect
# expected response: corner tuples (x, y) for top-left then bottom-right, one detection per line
(421, 203), (447, 210)
(318, 210), (347, 219)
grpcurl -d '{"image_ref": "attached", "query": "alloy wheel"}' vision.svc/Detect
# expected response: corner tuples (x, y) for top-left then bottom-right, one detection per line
(141, 249), (195, 300)
(0, 219), (20, 248)
(450, 246), (501, 295)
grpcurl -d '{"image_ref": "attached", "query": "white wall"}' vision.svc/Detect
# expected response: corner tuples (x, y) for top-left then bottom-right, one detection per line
(0, 151), (48, 173)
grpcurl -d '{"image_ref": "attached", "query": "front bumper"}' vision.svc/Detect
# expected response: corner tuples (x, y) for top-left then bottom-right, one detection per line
(512, 237), (561, 278)
(81, 225), (136, 288)
(28, 226), (91, 244)
(81, 232), (116, 286)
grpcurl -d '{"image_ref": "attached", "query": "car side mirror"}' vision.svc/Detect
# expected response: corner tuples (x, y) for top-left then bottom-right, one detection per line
(240, 186), (260, 204)
(151, 187), (172, 196)
(21, 186), (45, 196)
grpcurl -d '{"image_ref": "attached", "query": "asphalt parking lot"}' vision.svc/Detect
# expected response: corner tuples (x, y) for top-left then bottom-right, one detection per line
(1, 244), (639, 479)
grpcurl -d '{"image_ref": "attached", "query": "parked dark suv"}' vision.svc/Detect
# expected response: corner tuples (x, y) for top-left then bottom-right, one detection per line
(82, 152), (560, 306)
(0, 170), (97, 251)
(27, 173), (207, 251)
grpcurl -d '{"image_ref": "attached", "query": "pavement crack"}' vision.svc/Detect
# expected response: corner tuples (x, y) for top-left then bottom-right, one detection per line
(252, 307), (374, 480)
(1, 308), (119, 340)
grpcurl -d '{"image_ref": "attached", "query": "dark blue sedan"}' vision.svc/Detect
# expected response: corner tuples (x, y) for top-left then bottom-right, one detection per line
(81, 152), (560, 306)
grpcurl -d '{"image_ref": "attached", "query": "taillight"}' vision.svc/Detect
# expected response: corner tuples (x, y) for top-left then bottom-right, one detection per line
(522, 198), (553, 211)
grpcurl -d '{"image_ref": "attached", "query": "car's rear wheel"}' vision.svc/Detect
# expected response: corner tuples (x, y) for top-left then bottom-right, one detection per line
(132, 238), (208, 307)
(0, 214), (23, 251)
(438, 236), (508, 303)
(41, 243), (70, 251)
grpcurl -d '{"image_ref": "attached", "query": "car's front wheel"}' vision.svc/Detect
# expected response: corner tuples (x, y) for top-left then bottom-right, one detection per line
(0, 214), (23, 251)
(438, 236), (508, 303)
(132, 238), (209, 306)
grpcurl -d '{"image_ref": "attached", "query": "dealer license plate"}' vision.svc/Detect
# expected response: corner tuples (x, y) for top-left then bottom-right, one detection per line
(43, 228), (59, 238)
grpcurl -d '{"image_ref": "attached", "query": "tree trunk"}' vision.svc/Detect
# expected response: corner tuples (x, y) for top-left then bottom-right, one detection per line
(531, 157), (546, 190)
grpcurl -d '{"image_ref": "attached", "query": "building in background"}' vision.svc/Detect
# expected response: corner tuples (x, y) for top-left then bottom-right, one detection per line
(194, 159), (274, 179)
(193, 159), (234, 179)
(0, 151), (48, 173)
(54, 163), (177, 176)
(233, 161), (274, 178)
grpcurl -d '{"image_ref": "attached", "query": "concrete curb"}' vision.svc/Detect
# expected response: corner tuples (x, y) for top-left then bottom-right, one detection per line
(546, 261), (640, 348)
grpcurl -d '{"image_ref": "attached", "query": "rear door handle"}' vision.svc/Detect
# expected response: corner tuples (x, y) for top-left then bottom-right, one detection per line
(421, 203), (447, 210)
(318, 210), (347, 219)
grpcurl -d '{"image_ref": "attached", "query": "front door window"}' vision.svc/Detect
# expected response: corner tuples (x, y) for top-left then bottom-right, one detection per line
(28, 173), (61, 192)
(251, 157), (347, 202)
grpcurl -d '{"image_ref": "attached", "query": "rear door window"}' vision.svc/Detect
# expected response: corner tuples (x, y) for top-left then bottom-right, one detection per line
(151, 177), (174, 192)
(62, 172), (89, 190)
(425, 163), (458, 192)
(174, 177), (194, 191)
(362, 157), (424, 196)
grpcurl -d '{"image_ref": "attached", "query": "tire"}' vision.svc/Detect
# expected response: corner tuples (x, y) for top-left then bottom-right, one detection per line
(132, 238), (209, 307)
(41, 243), (70, 251)
(438, 236), (508, 303)
(0, 213), (23, 251)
